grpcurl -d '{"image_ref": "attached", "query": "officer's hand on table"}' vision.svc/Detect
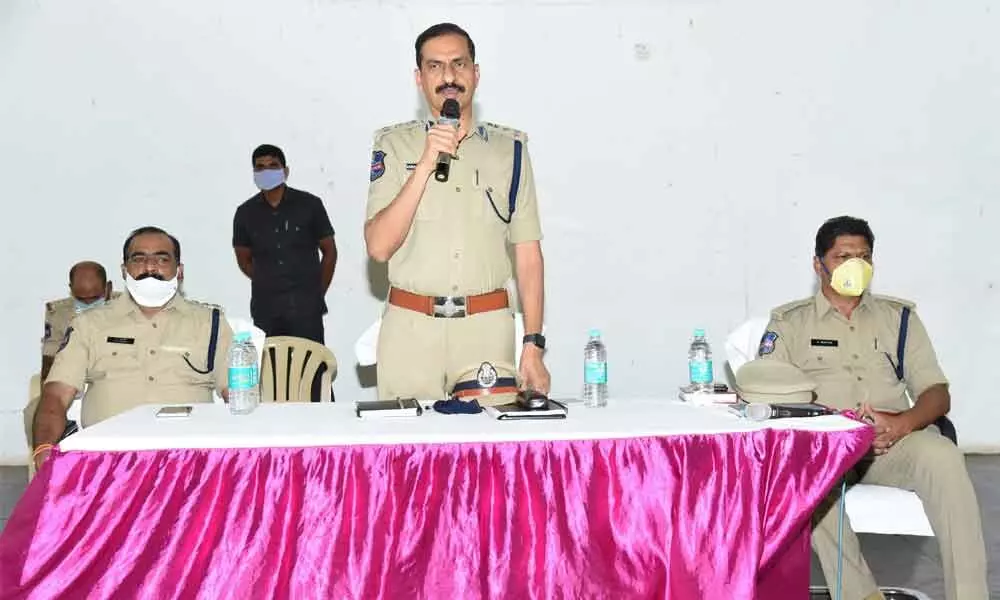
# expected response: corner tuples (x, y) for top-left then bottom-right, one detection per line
(861, 403), (915, 455)
(519, 345), (550, 395)
(418, 124), (461, 172)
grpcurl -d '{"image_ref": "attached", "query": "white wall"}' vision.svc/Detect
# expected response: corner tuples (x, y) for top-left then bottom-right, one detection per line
(1, 0), (997, 461)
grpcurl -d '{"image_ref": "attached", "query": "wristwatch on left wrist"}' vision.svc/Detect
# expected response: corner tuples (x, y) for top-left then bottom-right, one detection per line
(523, 333), (546, 349)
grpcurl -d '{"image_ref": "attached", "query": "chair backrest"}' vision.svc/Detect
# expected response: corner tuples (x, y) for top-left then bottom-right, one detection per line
(724, 317), (770, 374)
(260, 336), (338, 402)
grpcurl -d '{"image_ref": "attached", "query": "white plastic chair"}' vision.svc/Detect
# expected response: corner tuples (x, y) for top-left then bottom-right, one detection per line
(726, 317), (934, 536)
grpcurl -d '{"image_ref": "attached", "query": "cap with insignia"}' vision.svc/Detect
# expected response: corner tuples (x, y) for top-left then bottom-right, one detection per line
(449, 361), (519, 407)
(735, 359), (817, 404)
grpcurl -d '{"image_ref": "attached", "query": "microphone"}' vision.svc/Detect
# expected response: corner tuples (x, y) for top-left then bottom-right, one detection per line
(434, 98), (461, 183)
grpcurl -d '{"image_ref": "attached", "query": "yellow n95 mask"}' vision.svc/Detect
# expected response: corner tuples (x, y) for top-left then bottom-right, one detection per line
(827, 258), (873, 297)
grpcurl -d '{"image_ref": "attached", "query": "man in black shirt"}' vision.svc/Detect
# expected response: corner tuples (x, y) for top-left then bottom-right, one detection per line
(233, 144), (337, 344)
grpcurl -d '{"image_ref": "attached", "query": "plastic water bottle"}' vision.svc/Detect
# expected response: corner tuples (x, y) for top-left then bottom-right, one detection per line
(228, 331), (260, 415)
(688, 328), (714, 393)
(582, 329), (608, 407)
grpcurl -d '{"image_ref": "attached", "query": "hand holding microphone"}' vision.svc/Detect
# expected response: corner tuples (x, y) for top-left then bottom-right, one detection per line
(427, 98), (460, 183)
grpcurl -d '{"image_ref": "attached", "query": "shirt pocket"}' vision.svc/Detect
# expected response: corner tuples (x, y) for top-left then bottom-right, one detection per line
(92, 343), (142, 381)
(474, 166), (513, 226)
(798, 344), (845, 381)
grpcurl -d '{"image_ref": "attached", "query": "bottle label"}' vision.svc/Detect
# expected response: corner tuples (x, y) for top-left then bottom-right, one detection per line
(585, 360), (607, 384)
(228, 366), (259, 391)
(689, 360), (713, 384)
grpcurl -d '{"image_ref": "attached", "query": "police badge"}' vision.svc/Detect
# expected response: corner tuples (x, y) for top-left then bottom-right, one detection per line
(476, 362), (498, 389)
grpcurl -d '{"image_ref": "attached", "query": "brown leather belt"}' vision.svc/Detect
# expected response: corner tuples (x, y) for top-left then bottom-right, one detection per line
(388, 287), (509, 318)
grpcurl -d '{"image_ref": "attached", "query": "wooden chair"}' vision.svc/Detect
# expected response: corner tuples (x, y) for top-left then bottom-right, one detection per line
(259, 336), (337, 402)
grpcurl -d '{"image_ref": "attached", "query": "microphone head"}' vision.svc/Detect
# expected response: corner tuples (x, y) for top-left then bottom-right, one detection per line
(441, 99), (460, 119)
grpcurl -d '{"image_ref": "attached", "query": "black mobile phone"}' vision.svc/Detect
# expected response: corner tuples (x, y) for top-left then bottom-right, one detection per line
(516, 389), (549, 410)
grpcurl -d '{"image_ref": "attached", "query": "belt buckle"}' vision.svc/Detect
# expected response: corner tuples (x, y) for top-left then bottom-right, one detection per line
(433, 296), (466, 318)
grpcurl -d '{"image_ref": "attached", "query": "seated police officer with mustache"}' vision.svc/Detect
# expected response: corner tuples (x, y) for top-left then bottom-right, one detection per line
(32, 226), (233, 471)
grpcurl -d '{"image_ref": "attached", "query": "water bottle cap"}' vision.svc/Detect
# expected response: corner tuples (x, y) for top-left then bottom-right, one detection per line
(589, 328), (601, 338)
(233, 331), (252, 342)
(693, 328), (705, 338)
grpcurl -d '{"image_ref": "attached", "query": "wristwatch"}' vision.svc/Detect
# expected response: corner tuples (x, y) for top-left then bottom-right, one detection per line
(522, 333), (546, 349)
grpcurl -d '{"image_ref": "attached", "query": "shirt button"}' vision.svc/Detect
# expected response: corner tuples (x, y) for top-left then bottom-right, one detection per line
(455, 186), (462, 192)
(277, 243), (281, 249)
(817, 356), (824, 361)
(453, 252), (460, 259)
(148, 376), (155, 381)
(857, 376), (863, 381)
(112, 351), (118, 356)
(152, 323), (158, 329)
(852, 353), (859, 359)
(452, 285), (459, 292)
(849, 326), (855, 332)
(150, 349), (156, 355)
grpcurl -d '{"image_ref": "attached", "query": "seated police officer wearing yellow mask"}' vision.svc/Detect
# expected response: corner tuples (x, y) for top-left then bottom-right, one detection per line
(756, 216), (988, 600)
(32, 226), (233, 472)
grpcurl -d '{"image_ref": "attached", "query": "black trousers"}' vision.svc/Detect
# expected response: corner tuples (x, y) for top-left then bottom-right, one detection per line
(252, 311), (331, 402)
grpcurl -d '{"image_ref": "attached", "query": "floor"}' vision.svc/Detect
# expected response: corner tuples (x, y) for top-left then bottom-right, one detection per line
(2, 456), (998, 598)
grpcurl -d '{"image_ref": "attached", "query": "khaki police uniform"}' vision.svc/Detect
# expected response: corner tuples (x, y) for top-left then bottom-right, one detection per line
(366, 120), (542, 400)
(26, 292), (125, 455)
(45, 293), (233, 428)
(41, 292), (124, 359)
(758, 291), (988, 600)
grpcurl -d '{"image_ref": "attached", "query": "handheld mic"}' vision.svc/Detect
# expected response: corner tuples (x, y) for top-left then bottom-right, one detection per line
(434, 98), (461, 183)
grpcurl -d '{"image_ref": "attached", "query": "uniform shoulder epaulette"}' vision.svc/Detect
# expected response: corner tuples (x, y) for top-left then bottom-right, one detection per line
(186, 298), (223, 311)
(770, 297), (813, 320)
(373, 120), (422, 141)
(481, 122), (528, 142)
(871, 294), (916, 310)
(46, 297), (73, 313)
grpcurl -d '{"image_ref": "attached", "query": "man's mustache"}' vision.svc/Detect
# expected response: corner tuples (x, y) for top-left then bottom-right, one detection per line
(436, 83), (465, 94)
(135, 272), (166, 281)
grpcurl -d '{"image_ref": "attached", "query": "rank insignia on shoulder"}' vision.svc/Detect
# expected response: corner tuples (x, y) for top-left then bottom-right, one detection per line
(477, 362), (498, 388)
(370, 150), (386, 182)
(758, 331), (778, 356)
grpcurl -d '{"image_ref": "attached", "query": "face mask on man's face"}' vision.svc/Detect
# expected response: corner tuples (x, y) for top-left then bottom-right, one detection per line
(253, 168), (285, 191)
(823, 257), (874, 297)
(73, 297), (106, 314)
(125, 273), (178, 307)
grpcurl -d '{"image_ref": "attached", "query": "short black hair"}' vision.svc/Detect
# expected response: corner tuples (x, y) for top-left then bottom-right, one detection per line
(415, 23), (475, 68)
(68, 262), (108, 285)
(252, 144), (286, 168)
(815, 216), (875, 258)
(122, 226), (182, 263)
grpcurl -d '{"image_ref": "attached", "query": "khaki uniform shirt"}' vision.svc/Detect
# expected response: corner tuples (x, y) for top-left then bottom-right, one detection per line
(41, 292), (124, 358)
(46, 294), (233, 427)
(366, 120), (543, 296)
(757, 291), (948, 412)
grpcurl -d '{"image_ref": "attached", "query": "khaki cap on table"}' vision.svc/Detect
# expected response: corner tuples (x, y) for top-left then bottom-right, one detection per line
(735, 359), (817, 404)
(449, 361), (520, 407)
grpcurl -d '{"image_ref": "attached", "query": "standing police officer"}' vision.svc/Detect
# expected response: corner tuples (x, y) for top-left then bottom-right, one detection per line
(365, 23), (550, 400)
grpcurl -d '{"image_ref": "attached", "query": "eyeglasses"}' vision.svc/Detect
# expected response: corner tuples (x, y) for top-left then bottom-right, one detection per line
(127, 253), (174, 267)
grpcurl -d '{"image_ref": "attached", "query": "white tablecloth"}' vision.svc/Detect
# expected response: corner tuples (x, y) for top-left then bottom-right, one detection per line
(59, 398), (864, 452)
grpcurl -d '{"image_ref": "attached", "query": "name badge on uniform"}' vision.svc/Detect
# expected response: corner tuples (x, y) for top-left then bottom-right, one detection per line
(810, 338), (839, 347)
(107, 336), (136, 345)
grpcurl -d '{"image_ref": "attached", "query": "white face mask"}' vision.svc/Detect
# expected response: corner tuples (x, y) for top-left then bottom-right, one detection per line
(125, 273), (178, 307)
